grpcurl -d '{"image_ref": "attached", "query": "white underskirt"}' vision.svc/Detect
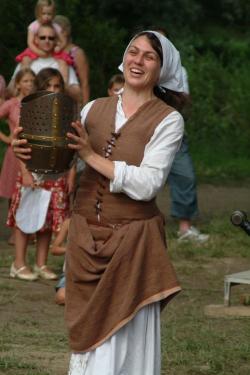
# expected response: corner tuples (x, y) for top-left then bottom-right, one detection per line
(68, 302), (161, 375)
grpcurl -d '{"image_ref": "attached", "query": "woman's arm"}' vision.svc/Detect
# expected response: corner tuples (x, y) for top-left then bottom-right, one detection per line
(74, 48), (90, 104)
(110, 111), (184, 200)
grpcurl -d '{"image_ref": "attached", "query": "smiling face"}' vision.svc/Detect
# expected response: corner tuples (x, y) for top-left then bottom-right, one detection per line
(123, 35), (161, 92)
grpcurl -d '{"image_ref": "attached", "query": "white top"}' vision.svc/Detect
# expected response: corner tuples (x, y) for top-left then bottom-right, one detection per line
(81, 95), (184, 201)
(13, 58), (79, 86)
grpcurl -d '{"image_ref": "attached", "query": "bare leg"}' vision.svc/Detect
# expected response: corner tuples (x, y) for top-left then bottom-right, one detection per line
(14, 228), (29, 268)
(35, 230), (52, 267)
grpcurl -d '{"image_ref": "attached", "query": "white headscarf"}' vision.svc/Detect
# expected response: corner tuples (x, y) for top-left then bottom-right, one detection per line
(119, 30), (184, 92)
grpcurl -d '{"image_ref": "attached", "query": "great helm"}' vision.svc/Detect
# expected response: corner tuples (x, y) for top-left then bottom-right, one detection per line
(19, 91), (77, 174)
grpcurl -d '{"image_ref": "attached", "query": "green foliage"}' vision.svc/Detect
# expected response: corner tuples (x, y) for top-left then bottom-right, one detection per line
(0, 1), (249, 177)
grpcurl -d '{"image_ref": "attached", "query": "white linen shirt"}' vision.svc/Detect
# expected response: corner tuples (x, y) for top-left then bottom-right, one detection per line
(81, 96), (184, 201)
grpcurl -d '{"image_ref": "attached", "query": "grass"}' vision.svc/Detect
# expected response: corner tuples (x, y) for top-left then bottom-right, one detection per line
(0, 214), (250, 375)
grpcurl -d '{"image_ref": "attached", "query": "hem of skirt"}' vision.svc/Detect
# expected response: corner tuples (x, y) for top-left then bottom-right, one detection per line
(70, 285), (181, 354)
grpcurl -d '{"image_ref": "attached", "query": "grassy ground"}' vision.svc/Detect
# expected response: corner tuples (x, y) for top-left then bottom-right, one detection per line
(0, 185), (250, 375)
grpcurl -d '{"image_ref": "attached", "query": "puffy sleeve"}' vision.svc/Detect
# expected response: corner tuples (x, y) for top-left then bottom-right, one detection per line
(80, 102), (184, 201)
(110, 111), (184, 201)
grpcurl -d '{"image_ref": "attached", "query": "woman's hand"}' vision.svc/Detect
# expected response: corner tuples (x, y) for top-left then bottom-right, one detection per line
(67, 121), (94, 162)
(67, 121), (115, 180)
(11, 127), (31, 160)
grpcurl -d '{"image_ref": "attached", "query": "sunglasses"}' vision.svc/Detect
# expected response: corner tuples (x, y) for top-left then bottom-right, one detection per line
(39, 36), (55, 41)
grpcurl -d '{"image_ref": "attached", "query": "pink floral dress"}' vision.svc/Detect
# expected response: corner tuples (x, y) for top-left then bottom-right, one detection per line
(7, 174), (70, 233)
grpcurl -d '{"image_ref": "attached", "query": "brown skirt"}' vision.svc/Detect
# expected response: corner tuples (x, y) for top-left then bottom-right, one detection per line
(65, 213), (181, 353)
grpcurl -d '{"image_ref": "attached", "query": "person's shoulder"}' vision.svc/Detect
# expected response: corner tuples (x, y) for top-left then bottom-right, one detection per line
(80, 100), (96, 123)
(163, 110), (184, 131)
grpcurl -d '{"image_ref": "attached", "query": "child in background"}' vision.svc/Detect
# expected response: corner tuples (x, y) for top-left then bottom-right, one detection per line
(107, 73), (124, 96)
(7, 68), (76, 281)
(51, 217), (70, 305)
(54, 15), (90, 106)
(0, 68), (36, 245)
(15, 0), (72, 83)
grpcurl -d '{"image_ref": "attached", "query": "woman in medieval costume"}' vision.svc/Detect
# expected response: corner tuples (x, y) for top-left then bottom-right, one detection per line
(13, 31), (185, 374)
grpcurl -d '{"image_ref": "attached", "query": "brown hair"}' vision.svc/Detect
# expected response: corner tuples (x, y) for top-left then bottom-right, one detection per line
(54, 15), (71, 37)
(35, 0), (56, 19)
(14, 68), (36, 86)
(11, 68), (36, 97)
(35, 68), (64, 91)
(108, 74), (125, 90)
(133, 31), (163, 66)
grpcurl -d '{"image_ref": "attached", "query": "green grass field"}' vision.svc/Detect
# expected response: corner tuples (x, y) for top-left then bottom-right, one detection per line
(0, 213), (250, 375)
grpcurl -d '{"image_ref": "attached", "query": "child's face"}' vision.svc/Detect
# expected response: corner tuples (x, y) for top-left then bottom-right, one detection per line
(16, 73), (35, 96)
(108, 82), (124, 96)
(40, 6), (54, 24)
(46, 76), (63, 93)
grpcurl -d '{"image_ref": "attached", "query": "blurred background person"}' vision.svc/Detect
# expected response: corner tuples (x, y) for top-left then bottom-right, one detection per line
(154, 26), (209, 243)
(107, 73), (124, 96)
(54, 15), (90, 105)
(7, 68), (75, 281)
(0, 68), (36, 245)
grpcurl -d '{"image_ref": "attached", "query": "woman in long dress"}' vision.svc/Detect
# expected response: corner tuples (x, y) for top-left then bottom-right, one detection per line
(13, 30), (185, 374)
